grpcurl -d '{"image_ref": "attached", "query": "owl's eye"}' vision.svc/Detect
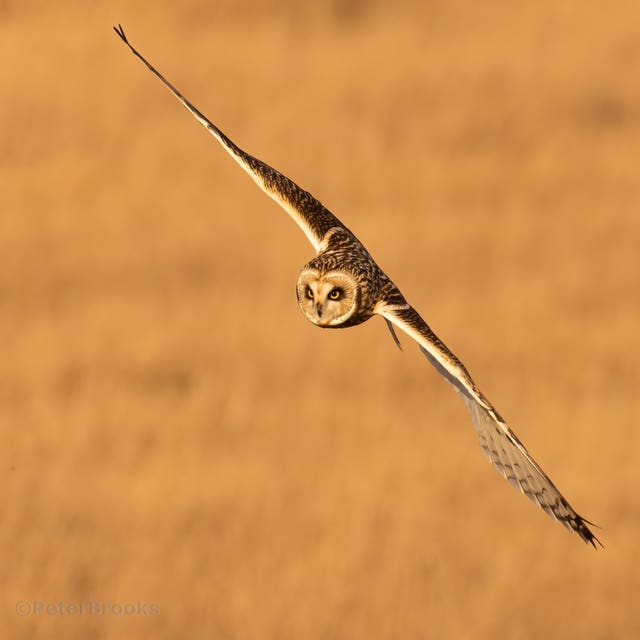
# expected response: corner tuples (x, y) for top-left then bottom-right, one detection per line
(306, 286), (314, 299)
(328, 288), (343, 301)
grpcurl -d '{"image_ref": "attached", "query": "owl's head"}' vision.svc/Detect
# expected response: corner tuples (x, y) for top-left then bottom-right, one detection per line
(296, 267), (359, 327)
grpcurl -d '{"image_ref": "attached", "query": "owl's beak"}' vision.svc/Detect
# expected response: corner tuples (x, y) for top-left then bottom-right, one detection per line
(315, 302), (324, 318)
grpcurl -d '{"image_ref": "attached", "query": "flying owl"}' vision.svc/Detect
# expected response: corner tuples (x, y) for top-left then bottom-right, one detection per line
(114, 26), (600, 547)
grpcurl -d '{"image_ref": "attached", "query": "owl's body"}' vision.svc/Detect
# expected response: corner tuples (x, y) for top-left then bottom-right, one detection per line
(297, 228), (402, 329)
(115, 26), (601, 548)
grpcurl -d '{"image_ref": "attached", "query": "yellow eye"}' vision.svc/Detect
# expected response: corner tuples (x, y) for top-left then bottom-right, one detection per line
(329, 288), (342, 301)
(306, 286), (314, 299)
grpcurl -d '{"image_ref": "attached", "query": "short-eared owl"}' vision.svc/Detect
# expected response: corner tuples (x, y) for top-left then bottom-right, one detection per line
(115, 26), (600, 547)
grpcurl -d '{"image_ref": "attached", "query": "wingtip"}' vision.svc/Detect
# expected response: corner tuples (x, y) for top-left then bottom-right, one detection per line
(576, 516), (604, 549)
(113, 24), (127, 43)
(587, 534), (604, 550)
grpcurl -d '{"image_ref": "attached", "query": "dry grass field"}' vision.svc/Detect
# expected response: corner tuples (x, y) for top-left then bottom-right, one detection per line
(2, 2), (639, 638)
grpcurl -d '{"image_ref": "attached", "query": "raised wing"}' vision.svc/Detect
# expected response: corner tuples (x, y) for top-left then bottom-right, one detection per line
(113, 25), (348, 252)
(379, 303), (601, 547)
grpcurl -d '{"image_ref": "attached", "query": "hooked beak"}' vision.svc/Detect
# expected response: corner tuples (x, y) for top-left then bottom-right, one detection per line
(316, 302), (324, 318)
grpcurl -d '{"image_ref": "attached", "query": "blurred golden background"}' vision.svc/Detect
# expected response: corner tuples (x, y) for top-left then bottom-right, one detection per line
(2, 2), (639, 638)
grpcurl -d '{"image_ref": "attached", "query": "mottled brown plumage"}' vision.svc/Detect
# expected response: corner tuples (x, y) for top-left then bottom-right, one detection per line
(114, 25), (600, 547)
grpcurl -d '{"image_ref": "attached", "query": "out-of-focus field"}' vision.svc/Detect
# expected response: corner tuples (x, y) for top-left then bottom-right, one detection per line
(2, 2), (639, 638)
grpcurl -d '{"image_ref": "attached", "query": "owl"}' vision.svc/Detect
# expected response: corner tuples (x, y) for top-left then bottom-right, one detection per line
(115, 26), (600, 547)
